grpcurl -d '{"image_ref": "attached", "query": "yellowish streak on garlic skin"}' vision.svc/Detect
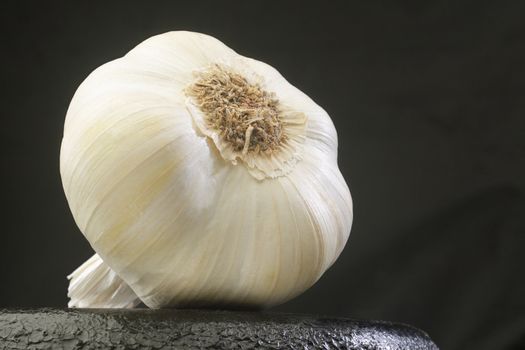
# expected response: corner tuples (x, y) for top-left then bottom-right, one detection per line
(94, 156), (176, 254)
(187, 64), (287, 156)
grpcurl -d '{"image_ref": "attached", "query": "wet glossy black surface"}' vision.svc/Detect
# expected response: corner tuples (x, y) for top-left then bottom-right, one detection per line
(0, 308), (438, 349)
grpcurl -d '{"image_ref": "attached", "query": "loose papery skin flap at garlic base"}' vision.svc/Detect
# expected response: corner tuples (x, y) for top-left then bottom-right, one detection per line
(60, 31), (353, 309)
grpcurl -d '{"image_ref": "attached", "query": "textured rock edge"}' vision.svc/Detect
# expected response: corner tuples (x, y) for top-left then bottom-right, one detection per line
(0, 308), (439, 349)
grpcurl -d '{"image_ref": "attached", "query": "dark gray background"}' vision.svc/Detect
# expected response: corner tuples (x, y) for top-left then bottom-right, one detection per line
(1, 1), (524, 349)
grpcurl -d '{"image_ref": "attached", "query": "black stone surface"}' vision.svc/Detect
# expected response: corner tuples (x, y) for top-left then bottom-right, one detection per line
(0, 308), (438, 349)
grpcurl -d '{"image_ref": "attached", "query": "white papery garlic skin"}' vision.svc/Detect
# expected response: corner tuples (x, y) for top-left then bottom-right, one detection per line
(61, 31), (353, 309)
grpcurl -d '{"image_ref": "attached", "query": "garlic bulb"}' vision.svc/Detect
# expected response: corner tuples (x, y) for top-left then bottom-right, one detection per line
(60, 31), (353, 309)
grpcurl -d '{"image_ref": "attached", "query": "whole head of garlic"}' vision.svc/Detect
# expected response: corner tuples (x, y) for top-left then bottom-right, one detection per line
(60, 31), (353, 309)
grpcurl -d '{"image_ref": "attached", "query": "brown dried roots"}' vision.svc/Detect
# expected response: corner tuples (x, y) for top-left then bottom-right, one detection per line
(187, 65), (286, 155)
